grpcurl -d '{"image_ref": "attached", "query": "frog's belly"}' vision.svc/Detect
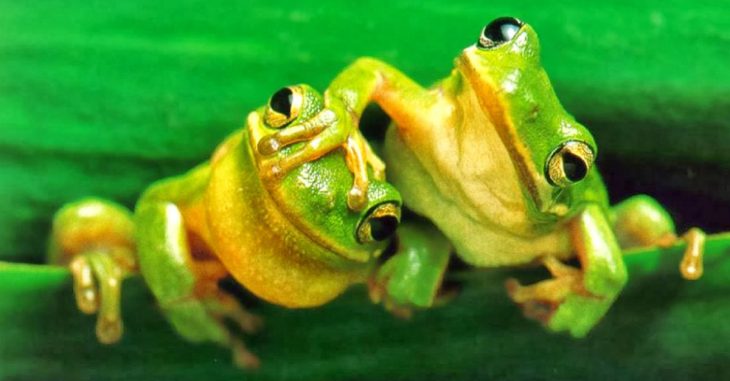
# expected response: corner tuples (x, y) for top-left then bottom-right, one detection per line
(435, 215), (573, 267)
(384, 127), (573, 267)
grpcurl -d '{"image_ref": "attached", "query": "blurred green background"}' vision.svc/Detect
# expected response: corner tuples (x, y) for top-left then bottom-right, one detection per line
(1, 0), (728, 380)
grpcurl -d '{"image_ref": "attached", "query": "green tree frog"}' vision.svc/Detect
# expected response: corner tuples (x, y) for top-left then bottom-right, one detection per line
(256, 18), (707, 337)
(48, 85), (402, 367)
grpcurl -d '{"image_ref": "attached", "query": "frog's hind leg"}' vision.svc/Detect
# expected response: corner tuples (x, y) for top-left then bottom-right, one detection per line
(48, 198), (137, 344)
(135, 201), (261, 368)
(611, 194), (706, 279)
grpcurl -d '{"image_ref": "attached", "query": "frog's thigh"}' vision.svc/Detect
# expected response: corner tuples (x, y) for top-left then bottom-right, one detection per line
(134, 201), (227, 344)
(610, 195), (676, 249)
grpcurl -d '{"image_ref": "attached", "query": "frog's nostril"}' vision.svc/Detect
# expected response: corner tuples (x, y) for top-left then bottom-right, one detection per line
(562, 152), (588, 182)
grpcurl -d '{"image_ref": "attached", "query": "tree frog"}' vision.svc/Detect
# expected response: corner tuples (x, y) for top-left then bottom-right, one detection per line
(255, 17), (707, 337)
(48, 85), (402, 367)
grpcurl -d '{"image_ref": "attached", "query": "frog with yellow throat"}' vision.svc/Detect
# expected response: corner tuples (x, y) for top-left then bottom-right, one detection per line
(48, 85), (405, 367)
(256, 17), (707, 337)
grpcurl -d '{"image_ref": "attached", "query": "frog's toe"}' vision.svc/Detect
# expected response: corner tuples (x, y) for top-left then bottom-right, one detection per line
(69, 251), (128, 344)
(257, 135), (282, 155)
(679, 227), (705, 280)
(228, 306), (264, 334)
(506, 274), (599, 335)
(258, 159), (285, 181)
(96, 313), (124, 344)
(70, 256), (99, 314)
(347, 185), (368, 211)
(231, 338), (261, 369)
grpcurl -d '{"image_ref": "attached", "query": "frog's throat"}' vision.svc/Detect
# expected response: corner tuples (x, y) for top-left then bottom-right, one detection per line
(456, 54), (545, 213)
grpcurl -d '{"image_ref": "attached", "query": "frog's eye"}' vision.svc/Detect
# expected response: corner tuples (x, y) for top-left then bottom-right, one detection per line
(477, 17), (524, 49)
(356, 203), (400, 244)
(545, 141), (595, 187)
(264, 86), (303, 128)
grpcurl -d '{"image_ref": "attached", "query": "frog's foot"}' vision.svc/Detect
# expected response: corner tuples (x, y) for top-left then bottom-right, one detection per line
(656, 228), (706, 280)
(506, 257), (615, 338)
(69, 250), (134, 344)
(257, 105), (387, 211)
(48, 198), (137, 344)
(257, 109), (337, 156)
(208, 295), (263, 369)
(362, 131), (386, 181)
(205, 292), (264, 335)
(344, 129), (387, 211)
(256, 108), (349, 182)
(343, 132), (372, 211)
(611, 195), (706, 280)
(367, 277), (414, 319)
(161, 292), (262, 369)
(231, 337), (261, 369)
(505, 257), (583, 323)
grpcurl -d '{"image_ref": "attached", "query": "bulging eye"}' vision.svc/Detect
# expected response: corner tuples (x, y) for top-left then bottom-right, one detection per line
(545, 141), (595, 187)
(264, 86), (303, 128)
(357, 203), (400, 244)
(477, 17), (524, 49)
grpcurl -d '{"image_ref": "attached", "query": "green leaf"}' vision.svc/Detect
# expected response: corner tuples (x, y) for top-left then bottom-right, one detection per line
(2, 238), (730, 380)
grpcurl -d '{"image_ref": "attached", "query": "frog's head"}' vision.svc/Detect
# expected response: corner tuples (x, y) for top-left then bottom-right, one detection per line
(455, 18), (596, 217)
(256, 85), (402, 265)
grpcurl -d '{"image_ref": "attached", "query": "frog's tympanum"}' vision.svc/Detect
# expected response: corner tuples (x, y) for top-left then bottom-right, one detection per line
(256, 18), (707, 337)
(48, 85), (401, 367)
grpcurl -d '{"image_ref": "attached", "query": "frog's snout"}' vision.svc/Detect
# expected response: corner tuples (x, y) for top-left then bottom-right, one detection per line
(545, 140), (594, 187)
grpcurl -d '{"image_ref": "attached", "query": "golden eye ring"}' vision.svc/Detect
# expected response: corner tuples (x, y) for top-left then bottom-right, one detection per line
(356, 202), (401, 244)
(545, 140), (595, 187)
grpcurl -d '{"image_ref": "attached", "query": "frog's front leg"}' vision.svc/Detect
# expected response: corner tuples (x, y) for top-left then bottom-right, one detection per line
(611, 194), (706, 279)
(369, 222), (452, 317)
(257, 61), (429, 209)
(135, 201), (260, 368)
(507, 204), (628, 337)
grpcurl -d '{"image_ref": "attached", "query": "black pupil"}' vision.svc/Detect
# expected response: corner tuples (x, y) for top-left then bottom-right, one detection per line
(483, 17), (523, 44)
(270, 87), (293, 118)
(562, 152), (588, 182)
(370, 216), (398, 241)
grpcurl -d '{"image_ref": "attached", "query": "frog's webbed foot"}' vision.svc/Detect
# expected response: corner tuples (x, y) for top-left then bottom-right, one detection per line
(505, 257), (585, 324)
(257, 105), (386, 211)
